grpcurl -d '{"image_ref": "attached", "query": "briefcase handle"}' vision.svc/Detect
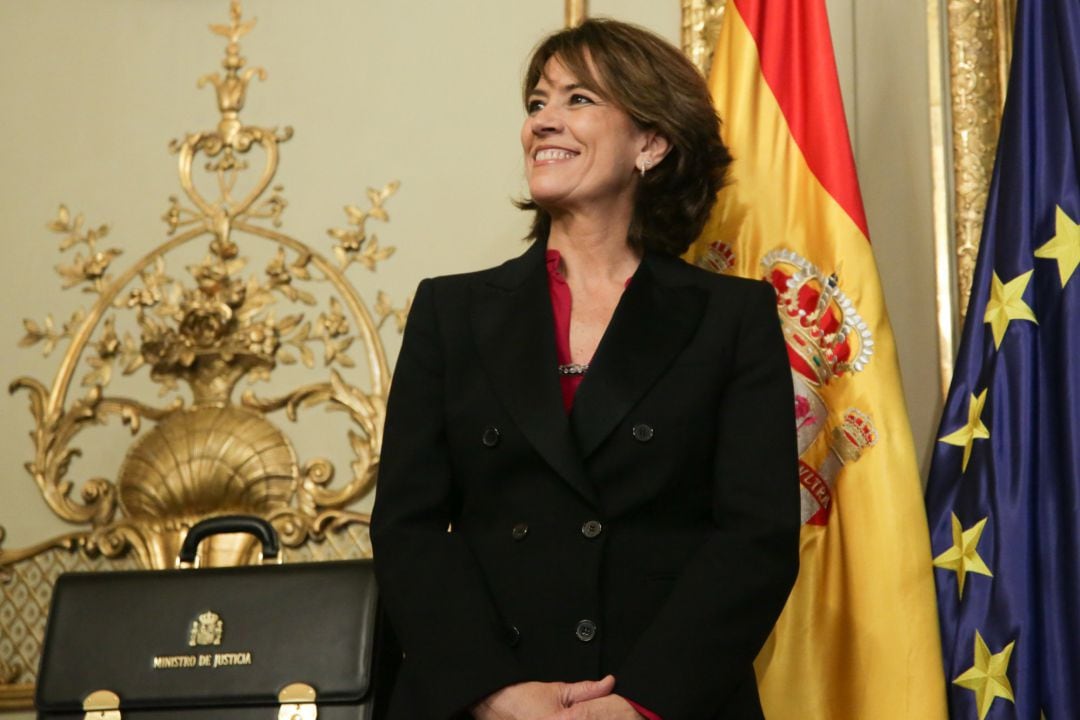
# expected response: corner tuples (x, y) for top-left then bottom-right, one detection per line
(177, 514), (282, 567)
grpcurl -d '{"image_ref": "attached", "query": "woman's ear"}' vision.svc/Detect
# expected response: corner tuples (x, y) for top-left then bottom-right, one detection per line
(641, 131), (672, 169)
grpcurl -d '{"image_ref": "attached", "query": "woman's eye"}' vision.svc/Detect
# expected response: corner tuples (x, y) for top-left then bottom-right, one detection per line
(570, 94), (594, 106)
(527, 99), (545, 114)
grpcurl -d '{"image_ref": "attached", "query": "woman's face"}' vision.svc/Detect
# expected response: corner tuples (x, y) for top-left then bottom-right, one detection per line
(521, 56), (648, 216)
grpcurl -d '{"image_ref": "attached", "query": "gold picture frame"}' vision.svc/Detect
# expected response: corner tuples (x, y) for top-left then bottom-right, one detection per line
(929, 0), (1015, 391)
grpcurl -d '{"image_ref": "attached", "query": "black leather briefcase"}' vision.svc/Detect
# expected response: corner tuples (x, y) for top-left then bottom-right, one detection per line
(36, 515), (386, 719)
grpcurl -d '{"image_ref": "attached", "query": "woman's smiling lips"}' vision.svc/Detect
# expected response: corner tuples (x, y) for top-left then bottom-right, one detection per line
(533, 146), (580, 163)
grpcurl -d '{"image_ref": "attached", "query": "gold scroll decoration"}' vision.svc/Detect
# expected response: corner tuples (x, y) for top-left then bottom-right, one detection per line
(1, 1), (409, 704)
(927, 0), (1015, 392)
(947, 0), (1011, 319)
(681, 0), (728, 76)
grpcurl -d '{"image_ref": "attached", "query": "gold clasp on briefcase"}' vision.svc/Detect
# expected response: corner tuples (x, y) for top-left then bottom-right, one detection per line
(82, 689), (121, 720)
(278, 682), (317, 720)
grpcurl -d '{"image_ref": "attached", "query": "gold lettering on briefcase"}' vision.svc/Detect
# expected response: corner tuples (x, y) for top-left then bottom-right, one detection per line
(152, 611), (254, 670)
(212, 652), (252, 667)
(189, 610), (223, 646)
(153, 655), (198, 669)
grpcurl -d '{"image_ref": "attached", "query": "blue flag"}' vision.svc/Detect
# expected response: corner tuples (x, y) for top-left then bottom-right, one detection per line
(925, 1), (1080, 718)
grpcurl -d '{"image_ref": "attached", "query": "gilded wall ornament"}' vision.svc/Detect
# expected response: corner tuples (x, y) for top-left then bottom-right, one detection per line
(946, 0), (1012, 320)
(681, 0), (728, 76)
(928, 0), (1014, 390)
(1, 1), (407, 578)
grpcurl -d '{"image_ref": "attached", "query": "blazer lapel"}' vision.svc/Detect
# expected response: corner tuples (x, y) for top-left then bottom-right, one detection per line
(571, 252), (707, 458)
(470, 242), (598, 507)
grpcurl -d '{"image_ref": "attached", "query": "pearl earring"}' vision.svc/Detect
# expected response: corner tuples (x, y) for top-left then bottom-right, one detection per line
(638, 157), (651, 177)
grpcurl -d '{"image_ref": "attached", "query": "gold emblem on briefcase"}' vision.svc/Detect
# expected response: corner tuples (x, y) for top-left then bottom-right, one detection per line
(154, 610), (251, 669)
(188, 611), (224, 647)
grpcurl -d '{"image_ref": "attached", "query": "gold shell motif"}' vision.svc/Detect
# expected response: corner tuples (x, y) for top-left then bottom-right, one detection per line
(117, 405), (297, 521)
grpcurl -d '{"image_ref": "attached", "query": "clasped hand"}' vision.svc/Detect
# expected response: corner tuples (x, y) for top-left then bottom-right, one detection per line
(471, 675), (645, 720)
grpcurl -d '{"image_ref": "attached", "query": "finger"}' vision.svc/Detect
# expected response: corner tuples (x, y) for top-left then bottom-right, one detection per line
(561, 675), (615, 706)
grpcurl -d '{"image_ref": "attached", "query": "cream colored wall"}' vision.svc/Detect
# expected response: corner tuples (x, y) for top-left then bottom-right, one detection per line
(845, 0), (943, 477)
(0, 1), (936, 714)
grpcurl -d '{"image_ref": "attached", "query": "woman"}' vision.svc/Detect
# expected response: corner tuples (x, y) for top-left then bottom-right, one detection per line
(371, 18), (799, 720)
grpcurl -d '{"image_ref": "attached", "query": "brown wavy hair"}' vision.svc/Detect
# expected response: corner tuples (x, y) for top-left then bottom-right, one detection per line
(517, 18), (732, 257)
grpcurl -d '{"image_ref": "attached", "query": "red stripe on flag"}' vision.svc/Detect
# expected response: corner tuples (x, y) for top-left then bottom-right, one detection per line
(732, 0), (870, 238)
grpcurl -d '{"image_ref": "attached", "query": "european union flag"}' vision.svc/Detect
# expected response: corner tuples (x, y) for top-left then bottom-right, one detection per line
(925, 1), (1080, 718)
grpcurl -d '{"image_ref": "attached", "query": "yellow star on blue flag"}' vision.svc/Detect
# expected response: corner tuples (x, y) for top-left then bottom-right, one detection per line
(1034, 205), (1080, 287)
(938, 390), (990, 472)
(932, 514), (993, 598)
(953, 630), (1016, 720)
(983, 270), (1037, 349)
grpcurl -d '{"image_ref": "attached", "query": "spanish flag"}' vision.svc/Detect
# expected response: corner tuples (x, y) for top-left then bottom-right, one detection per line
(689, 1), (948, 716)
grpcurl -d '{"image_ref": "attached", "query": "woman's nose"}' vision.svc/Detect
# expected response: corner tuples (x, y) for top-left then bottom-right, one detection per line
(530, 105), (562, 134)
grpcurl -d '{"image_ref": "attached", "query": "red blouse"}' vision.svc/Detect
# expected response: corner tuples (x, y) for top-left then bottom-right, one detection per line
(544, 250), (663, 720)
(546, 249), (584, 412)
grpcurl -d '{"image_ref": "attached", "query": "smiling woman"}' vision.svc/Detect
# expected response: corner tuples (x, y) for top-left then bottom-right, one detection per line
(522, 63), (653, 222)
(371, 18), (799, 720)
(517, 20), (731, 259)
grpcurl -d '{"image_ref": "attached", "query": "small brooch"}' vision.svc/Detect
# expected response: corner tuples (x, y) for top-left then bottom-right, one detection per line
(558, 363), (589, 376)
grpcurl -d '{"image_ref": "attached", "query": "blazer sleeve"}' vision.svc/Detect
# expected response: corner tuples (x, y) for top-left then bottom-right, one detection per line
(615, 281), (800, 717)
(371, 279), (525, 718)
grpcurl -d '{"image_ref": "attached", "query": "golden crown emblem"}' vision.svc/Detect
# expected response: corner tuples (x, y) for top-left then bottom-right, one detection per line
(189, 610), (224, 647)
(761, 249), (873, 386)
(831, 409), (879, 463)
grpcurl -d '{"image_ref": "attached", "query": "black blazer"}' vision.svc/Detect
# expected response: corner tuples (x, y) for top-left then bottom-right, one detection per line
(371, 240), (799, 720)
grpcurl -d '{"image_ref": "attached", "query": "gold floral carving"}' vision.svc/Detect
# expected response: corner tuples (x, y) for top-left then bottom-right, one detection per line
(1, 5), (410, 705)
(681, 0), (728, 76)
(928, 0), (1014, 390)
(2, 0), (406, 594)
(944, 0), (1014, 320)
